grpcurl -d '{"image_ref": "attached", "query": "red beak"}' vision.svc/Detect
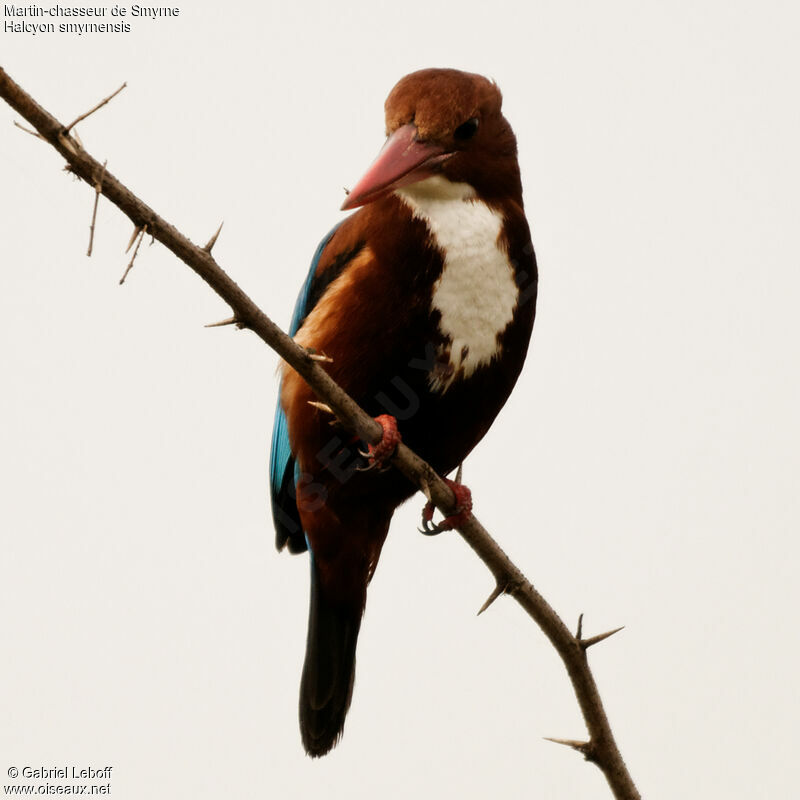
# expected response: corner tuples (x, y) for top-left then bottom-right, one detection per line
(341, 124), (451, 210)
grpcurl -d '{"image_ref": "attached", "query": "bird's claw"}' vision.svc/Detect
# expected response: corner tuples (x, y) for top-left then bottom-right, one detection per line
(359, 414), (400, 470)
(418, 503), (442, 535)
(418, 478), (473, 535)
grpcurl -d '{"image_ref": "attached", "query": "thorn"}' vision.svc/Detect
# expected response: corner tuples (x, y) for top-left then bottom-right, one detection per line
(87, 159), (107, 257)
(125, 224), (142, 253)
(576, 613), (584, 640)
(419, 478), (432, 503)
(204, 316), (239, 328)
(58, 133), (78, 156)
(306, 349), (334, 363)
(64, 81), (127, 133)
(72, 128), (84, 149)
(307, 401), (334, 415)
(203, 220), (224, 253)
(455, 462), (463, 484)
(13, 120), (44, 140)
(477, 583), (505, 616)
(544, 737), (591, 754)
(581, 626), (625, 650)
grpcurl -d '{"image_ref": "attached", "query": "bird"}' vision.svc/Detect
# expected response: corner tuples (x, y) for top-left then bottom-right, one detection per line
(269, 67), (538, 757)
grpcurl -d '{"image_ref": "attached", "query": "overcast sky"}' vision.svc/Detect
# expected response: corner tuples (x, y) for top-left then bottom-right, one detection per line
(2, 2), (799, 798)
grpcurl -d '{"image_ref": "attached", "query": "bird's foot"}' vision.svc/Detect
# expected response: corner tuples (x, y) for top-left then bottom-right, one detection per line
(358, 414), (401, 470)
(419, 479), (473, 535)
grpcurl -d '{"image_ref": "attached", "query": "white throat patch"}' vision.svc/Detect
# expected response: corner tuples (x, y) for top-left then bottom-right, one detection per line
(396, 176), (519, 392)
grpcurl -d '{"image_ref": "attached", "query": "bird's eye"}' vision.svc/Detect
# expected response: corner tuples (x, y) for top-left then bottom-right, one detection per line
(453, 117), (480, 141)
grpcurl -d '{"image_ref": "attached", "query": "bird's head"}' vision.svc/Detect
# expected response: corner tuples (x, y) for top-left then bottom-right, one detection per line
(341, 68), (521, 210)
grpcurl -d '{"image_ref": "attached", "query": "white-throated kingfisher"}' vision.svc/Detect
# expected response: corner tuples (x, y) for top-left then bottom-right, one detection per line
(270, 68), (537, 756)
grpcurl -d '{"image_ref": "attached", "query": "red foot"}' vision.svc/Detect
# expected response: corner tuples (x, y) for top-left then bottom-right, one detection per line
(362, 414), (401, 468)
(420, 478), (473, 535)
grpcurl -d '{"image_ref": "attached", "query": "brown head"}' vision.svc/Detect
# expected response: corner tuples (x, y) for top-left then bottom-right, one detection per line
(342, 68), (522, 209)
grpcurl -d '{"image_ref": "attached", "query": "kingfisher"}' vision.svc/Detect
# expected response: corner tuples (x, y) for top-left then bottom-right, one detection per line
(270, 68), (538, 756)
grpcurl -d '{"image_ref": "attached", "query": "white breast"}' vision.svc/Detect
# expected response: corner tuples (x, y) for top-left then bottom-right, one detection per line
(396, 176), (519, 392)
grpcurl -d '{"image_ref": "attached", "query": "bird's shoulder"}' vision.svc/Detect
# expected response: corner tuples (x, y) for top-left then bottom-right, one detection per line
(303, 216), (369, 320)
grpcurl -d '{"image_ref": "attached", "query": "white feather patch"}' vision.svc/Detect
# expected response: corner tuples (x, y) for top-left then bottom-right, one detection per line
(396, 176), (518, 392)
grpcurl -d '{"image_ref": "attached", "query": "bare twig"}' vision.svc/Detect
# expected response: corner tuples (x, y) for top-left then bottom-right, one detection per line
(13, 119), (43, 140)
(87, 160), (107, 257)
(0, 67), (640, 800)
(64, 82), (126, 133)
(120, 224), (146, 284)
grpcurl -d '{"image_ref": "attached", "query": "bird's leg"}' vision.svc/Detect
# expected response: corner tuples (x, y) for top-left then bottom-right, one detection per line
(419, 476), (473, 535)
(358, 414), (401, 470)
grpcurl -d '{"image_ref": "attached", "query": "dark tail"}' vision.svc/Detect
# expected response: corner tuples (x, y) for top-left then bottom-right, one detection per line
(299, 561), (362, 757)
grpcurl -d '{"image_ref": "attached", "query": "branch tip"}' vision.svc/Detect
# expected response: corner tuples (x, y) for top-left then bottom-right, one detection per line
(13, 119), (44, 140)
(576, 613), (584, 640)
(64, 81), (127, 133)
(119, 224), (146, 284)
(87, 160), (108, 257)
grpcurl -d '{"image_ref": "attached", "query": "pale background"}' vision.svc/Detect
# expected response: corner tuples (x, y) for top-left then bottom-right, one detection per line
(2, 2), (798, 798)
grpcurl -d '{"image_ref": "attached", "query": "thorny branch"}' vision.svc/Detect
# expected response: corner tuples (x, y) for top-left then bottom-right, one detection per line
(0, 67), (640, 800)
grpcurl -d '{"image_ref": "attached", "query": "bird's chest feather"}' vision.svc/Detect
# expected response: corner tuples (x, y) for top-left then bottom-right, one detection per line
(397, 179), (519, 392)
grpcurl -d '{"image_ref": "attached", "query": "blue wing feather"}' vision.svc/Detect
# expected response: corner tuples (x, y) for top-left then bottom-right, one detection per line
(270, 224), (342, 552)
